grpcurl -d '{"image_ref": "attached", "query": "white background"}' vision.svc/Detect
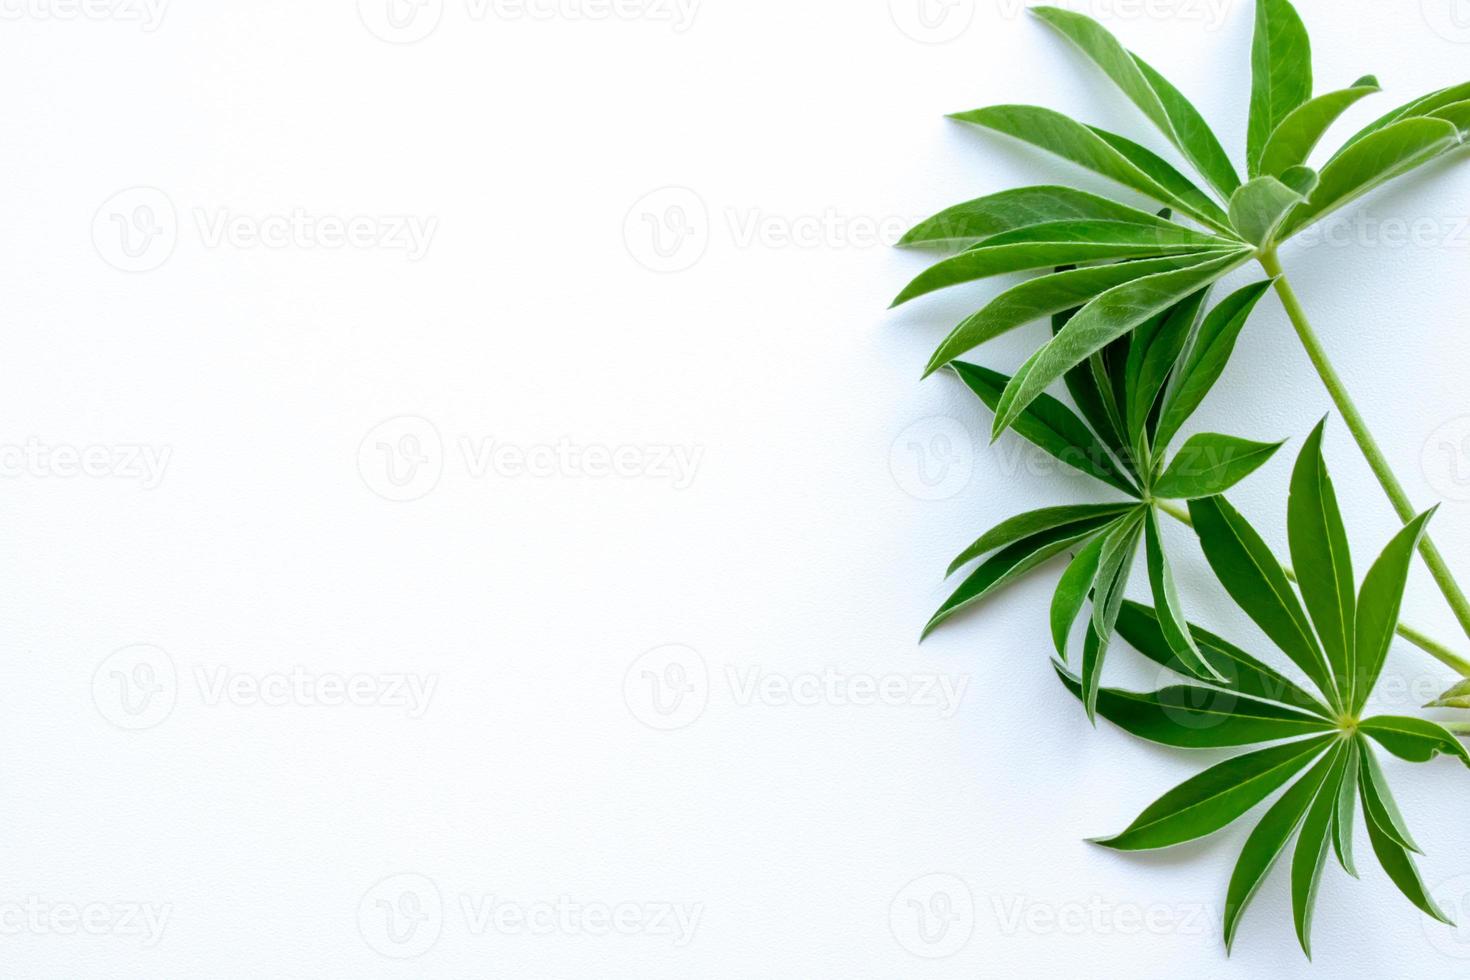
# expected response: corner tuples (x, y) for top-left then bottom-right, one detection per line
(3, 0), (1470, 975)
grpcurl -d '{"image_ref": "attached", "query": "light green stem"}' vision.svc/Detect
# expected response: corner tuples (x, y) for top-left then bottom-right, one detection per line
(1156, 499), (1470, 677)
(1257, 250), (1470, 675)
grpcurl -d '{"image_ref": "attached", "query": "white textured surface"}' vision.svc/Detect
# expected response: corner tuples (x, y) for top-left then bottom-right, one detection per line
(3, 0), (1470, 976)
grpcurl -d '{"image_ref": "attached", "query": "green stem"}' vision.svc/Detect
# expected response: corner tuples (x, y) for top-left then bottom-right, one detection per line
(1156, 499), (1470, 677)
(1258, 249), (1470, 672)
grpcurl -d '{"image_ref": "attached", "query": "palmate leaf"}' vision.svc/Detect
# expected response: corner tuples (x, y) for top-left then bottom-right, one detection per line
(946, 105), (1235, 233)
(991, 250), (1253, 436)
(896, 185), (1183, 249)
(1287, 419), (1354, 704)
(1291, 741), (1347, 957)
(1082, 510), (1146, 719)
(1122, 286), (1205, 447)
(1359, 715), (1470, 767)
(949, 361), (1139, 494)
(1247, 0), (1313, 175)
(1351, 506), (1436, 712)
(923, 253), (1223, 375)
(1335, 79), (1470, 158)
(1332, 738), (1359, 876)
(1051, 530), (1111, 658)
(1152, 433), (1284, 500)
(1030, 6), (1240, 199)
(1359, 743), (1453, 923)
(1258, 77), (1381, 177)
(1144, 508), (1216, 679)
(946, 502), (1135, 577)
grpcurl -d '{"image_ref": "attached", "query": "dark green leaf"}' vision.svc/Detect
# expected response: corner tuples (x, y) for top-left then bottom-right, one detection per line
(1360, 715), (1470, 768)
(1091, 734), (1334, 851)
(1332, 738), (1359, 877)
(1154, 280), (1275, 450)
(1124, 288), (1206, 446)
(947, 502), (1133, 576)
(1188, 495), (1335, 701)
(1144, 508), (1218, 679)
(1351, 507), (1436, 712)
(1083, 511), (1145, 718)
(992, 252), (1252, 435)
(1359, 742), (1420, 853)
(1115, 600), (1332, 715)
(1360, 742), (1453, 924)
(1054, 663), (1334, 747)
(1228, 175), (1307, 247)
(1052, 530), (1112, 659)
(1248, 0), (1314, 175)
(923, 253), (1224, 375)
(1292, 743), (1348, 957)
(1259, 80), (1382, 176)
(950, 361), (1140, 494)
(1153, 434), (1284, 500)
(897, 185), (1185, 249)
(1287, 419), (1355, 703)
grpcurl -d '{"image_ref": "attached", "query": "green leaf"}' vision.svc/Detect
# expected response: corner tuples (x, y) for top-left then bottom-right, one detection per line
(1335, 80), (1470, 157)
(1292, 744), (1348, 957)
(897, 185), (1186, 249)
(1360, 743), (1453, 924)
(1228, 175), (1306, 247)
(1287, 419), (1355, 704)
(1091, 734), (1334, 851)
(1082, 511), (1145, 718)
(1351, 507), (1436, 713)
(1055, 291), (1135, 471)
(1332, 738), (1359, 877)
(1054, 663), (1334, 748)
(1223, 745), (1336, 952)
(891, 233), (1221, 307)
(1258, 80), (1382, 176)
(1144, 508), (1218, 680)
(947, 502), (1134, 576)
(924, 253), (1225, 374)
(1188, 495), (1335, 700)
(1124, 288), (1206, 446)
(1425, 677), (1470, 709)
(1278, 117), (1462, 239)
(1428, 99), (1470, 137)
(1358, 742), (1420, 853)
(1360, 715), (1470, 768)
(1090, 127), (1235, 232)
(1153, 280), (1275, 451)
(923, 519), (1111, 639)
(950, 362), (1140, 494)
(1115, 600), (1332, 715)
(992, 251), (1252, 436)
(1248, 0), (1314, 175)
(1052, 531), (1112, 659)
(1029, 6), (1239, 198)
(1153, 434), (1284, 500)
(1278, 165), (1320, 196)
(947, 105), (1234, 233)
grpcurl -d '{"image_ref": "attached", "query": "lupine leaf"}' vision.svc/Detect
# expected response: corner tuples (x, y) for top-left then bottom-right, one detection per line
(947, 502), (1134, 576)
(923, 253), (1224, 375)
(1082, 511), (1145, 718)
(1052, 530), (1113, 658)
(1358, 742), (1420, 853)
(992, 251), (1252, 435)
(1332, 738), (1359, 877)
(1115, 601), (1332, 715)
(1335, 80), (1470, 157)
(897, 185), (1185, 249)
(1287, 419), (1355, 703)
(1360, 715), (1470, 767)
(1352, 508), (1436, 712)
(1124, 288), (1206, 445)
(1090, 126), (1235, 232)
(1258, 78), (1381, 176)
(923, 519), (1113, 638)
(1228, 175), (1306, 247)
(1153, 434), (1284, 500)
(950, 362), (1139, 494)
(1153, 280), (1275, 450)
(1248, 0), (1314, 175)
(1425, 677), (1470, 709)
(1055, 290), (1135, 471)
(1030, 6), (1240, 198)
(1144, 508), (1218, 679)
(1189, 495), (1335, 700)
(1292, 743), (1348, 957)
(1428, 99), (1470, 137)
(1054, 664), (1334, 747)
(1092, 734), (1334, 851)
(1278, 117), (1462, 239)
